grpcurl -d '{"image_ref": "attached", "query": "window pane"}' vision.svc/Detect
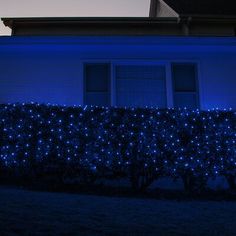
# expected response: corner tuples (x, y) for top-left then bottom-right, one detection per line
(85, 64), (110, 92)
(172, 64), (197, 92)
(84, 63), (110, 106)
(174, 93), (198, 109)
(116, 65), (167, 108)
(85, 92), (110, 106)
(172, 63), (199, 109)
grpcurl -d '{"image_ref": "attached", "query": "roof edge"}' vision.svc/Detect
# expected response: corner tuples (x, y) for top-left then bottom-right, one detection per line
(1, 17), (180, 29)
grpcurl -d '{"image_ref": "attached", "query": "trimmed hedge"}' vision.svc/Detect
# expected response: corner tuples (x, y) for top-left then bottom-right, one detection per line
(0, 103), (235, 192)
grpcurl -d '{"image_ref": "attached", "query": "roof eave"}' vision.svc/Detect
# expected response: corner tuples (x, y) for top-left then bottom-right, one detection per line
(1, 17), (181, 29)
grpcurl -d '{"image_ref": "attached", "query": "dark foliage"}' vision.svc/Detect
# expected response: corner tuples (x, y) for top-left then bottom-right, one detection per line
(0, 103), (235, 192)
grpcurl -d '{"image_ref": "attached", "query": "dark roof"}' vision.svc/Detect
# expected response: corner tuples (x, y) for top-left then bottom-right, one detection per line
(164, 0), (236, 16)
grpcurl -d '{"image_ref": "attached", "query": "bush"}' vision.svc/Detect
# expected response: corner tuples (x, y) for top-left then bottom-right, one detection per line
(0, 103), (235, 192)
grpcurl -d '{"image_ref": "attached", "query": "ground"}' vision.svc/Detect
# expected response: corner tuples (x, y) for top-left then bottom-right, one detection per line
(0, 186), (236, 236)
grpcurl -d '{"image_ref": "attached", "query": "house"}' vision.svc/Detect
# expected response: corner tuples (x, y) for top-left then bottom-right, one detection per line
(0, 0), (236, 109)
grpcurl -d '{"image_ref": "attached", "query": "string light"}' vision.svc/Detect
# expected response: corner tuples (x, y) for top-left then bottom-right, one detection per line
(0, 103), (235, 189)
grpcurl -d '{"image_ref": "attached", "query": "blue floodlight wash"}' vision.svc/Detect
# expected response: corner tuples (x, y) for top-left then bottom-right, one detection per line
(0, 36), (236, 109)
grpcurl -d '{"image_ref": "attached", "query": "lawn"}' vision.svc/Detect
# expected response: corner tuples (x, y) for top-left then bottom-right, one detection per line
(0, 186), (236, 236)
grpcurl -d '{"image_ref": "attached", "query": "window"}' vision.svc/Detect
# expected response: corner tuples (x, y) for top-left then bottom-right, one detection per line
(83, 62), (199, 109)
(172, 63), (199, 109)
(115, 65), (167, 108)
(84, 63), (110, 106)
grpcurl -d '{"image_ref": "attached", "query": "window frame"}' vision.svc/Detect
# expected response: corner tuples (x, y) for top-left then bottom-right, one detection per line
(82, 60), (200, 109)
(112, 61), (170, 108)
(83, 62), (111, 106)
(171, 62), (200, 109)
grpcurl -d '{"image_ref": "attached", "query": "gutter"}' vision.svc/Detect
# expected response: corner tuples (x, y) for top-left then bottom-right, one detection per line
(2, 17), (180, 29)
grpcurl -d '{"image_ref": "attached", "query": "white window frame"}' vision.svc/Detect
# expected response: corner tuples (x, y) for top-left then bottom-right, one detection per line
(82, 59), (200, 109)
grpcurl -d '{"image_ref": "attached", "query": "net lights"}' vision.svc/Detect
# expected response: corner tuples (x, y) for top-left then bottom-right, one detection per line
(0, 102), (235, 190)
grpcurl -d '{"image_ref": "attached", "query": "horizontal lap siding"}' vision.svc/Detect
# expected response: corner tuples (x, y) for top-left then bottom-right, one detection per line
(0, 38), (236, 109)
(116, 65), (167, 108)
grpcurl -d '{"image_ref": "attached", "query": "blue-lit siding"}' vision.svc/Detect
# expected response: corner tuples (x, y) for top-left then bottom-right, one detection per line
(0, 36), (236, 109)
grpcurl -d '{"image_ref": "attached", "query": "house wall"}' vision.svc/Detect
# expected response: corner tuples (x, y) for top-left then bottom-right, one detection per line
(0, 36), (236, 109)
(156, 0), (179, 18)
(190, 23), (236, 36)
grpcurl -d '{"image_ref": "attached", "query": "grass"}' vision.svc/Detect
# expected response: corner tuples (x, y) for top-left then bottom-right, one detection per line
(0, 186), (236, 236)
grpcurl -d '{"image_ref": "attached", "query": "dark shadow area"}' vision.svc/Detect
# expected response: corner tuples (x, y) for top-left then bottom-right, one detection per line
(1, 180), (236, 202)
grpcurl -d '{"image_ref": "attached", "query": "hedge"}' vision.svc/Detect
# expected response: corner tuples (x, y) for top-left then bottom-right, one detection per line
(0, 103), (235, 192)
